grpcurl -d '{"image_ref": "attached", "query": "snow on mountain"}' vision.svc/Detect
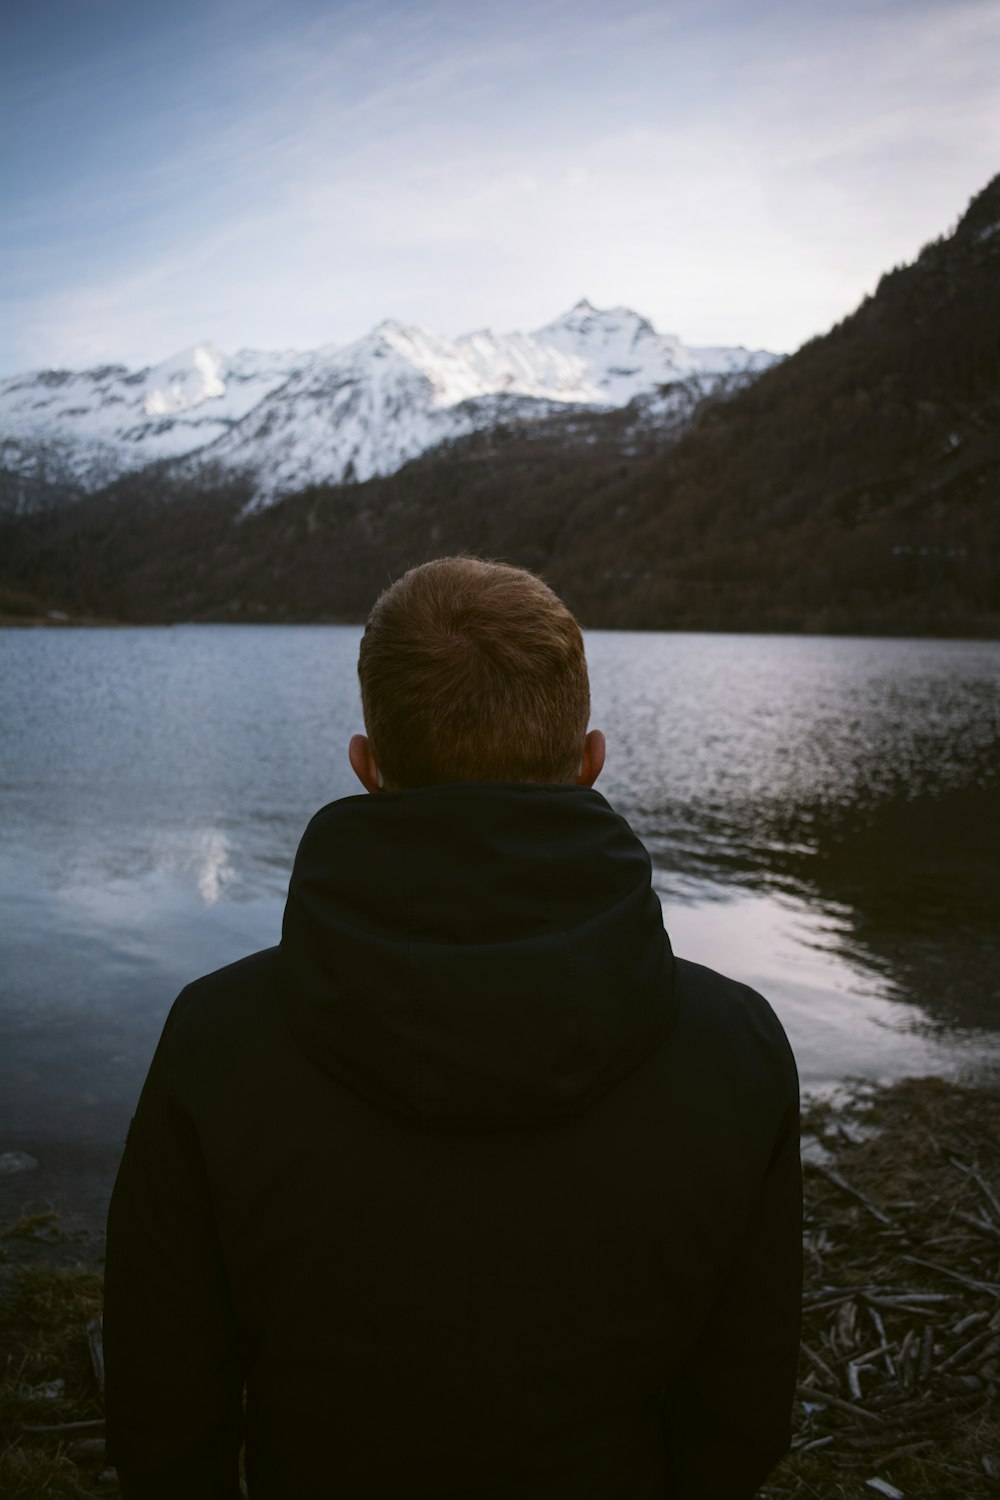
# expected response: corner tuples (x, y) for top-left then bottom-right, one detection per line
(530, 300), (773, 401)
(0, 345), (302, 499)
(184, 302), (779, 507)
(0, 303), (779, 511)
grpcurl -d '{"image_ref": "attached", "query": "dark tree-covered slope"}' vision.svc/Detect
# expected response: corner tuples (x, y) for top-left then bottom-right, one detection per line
(545, 171), (1000, 633)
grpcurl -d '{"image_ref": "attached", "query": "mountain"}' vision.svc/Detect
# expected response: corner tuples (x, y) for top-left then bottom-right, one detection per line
(0, 346), (301, 508)
(546, 172), (1000, 634)
(0, 303), (776, 513)
(3, 173), (998, 636)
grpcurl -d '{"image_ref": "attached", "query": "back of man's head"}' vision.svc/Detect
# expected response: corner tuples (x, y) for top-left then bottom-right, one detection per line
(357, 557), (590, 788)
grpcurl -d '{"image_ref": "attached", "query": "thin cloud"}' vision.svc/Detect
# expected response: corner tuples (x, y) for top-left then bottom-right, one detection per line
(1, 0), (997, 373)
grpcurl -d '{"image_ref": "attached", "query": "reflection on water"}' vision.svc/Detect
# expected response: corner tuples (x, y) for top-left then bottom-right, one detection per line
(662, 885), (993, 1092)
(587, 631), (1000, 1042)
(1, 626), (998, 1228)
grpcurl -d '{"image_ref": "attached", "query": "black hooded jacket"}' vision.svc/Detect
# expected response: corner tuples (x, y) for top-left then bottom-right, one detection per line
(104, 785), (801, 1499)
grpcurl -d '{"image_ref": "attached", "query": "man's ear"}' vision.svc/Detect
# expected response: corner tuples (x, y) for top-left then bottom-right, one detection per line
(577, 729), (606, 788)
(349, 733), (384, 794)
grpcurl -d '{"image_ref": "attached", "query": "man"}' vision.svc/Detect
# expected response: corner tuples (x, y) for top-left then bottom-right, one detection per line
(104, 556), (801, 1499)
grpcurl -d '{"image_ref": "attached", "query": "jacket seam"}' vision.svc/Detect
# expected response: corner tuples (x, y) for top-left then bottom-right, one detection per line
(398, 794), (423, 1119)
(543, 786), (588, 1071)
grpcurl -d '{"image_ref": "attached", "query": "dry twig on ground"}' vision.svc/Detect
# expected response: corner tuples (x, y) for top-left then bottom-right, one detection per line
(762, 1076), (1000, 1500)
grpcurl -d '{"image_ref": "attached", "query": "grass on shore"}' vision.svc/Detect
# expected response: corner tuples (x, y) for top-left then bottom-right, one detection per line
(0, 1232), (105, 1499)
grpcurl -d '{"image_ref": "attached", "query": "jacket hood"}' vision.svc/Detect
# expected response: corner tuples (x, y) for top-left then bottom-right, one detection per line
(279, 783), (676, 1129)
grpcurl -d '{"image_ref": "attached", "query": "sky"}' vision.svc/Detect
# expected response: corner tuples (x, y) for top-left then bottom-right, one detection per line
(2, 0), (998, 374)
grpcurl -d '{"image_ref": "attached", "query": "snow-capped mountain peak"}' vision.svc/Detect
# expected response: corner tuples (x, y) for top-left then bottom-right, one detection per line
(0, 343), (303, 498)
(1, 302), (780, 513)
(141, 344), (226, 416)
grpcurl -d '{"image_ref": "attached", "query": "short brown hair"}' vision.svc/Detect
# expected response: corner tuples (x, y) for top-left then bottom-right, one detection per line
(358, 557), (590, 787)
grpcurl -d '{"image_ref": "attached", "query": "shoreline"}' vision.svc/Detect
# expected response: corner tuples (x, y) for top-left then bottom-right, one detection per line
(3, 1074), (999, 1498)
(3, 611), (1000, 643)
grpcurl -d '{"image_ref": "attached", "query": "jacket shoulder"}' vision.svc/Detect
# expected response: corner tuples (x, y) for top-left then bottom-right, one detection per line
(673, 955), (798, 1101)
(178, 945), (280, 1003)
(164, 948), (283, 1093)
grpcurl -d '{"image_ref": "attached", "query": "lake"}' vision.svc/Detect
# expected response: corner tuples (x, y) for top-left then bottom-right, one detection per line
(1, 626), (998, 1235)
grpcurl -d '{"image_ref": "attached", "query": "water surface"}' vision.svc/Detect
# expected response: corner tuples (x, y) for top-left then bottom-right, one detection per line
(2, 626), (998, 1231)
